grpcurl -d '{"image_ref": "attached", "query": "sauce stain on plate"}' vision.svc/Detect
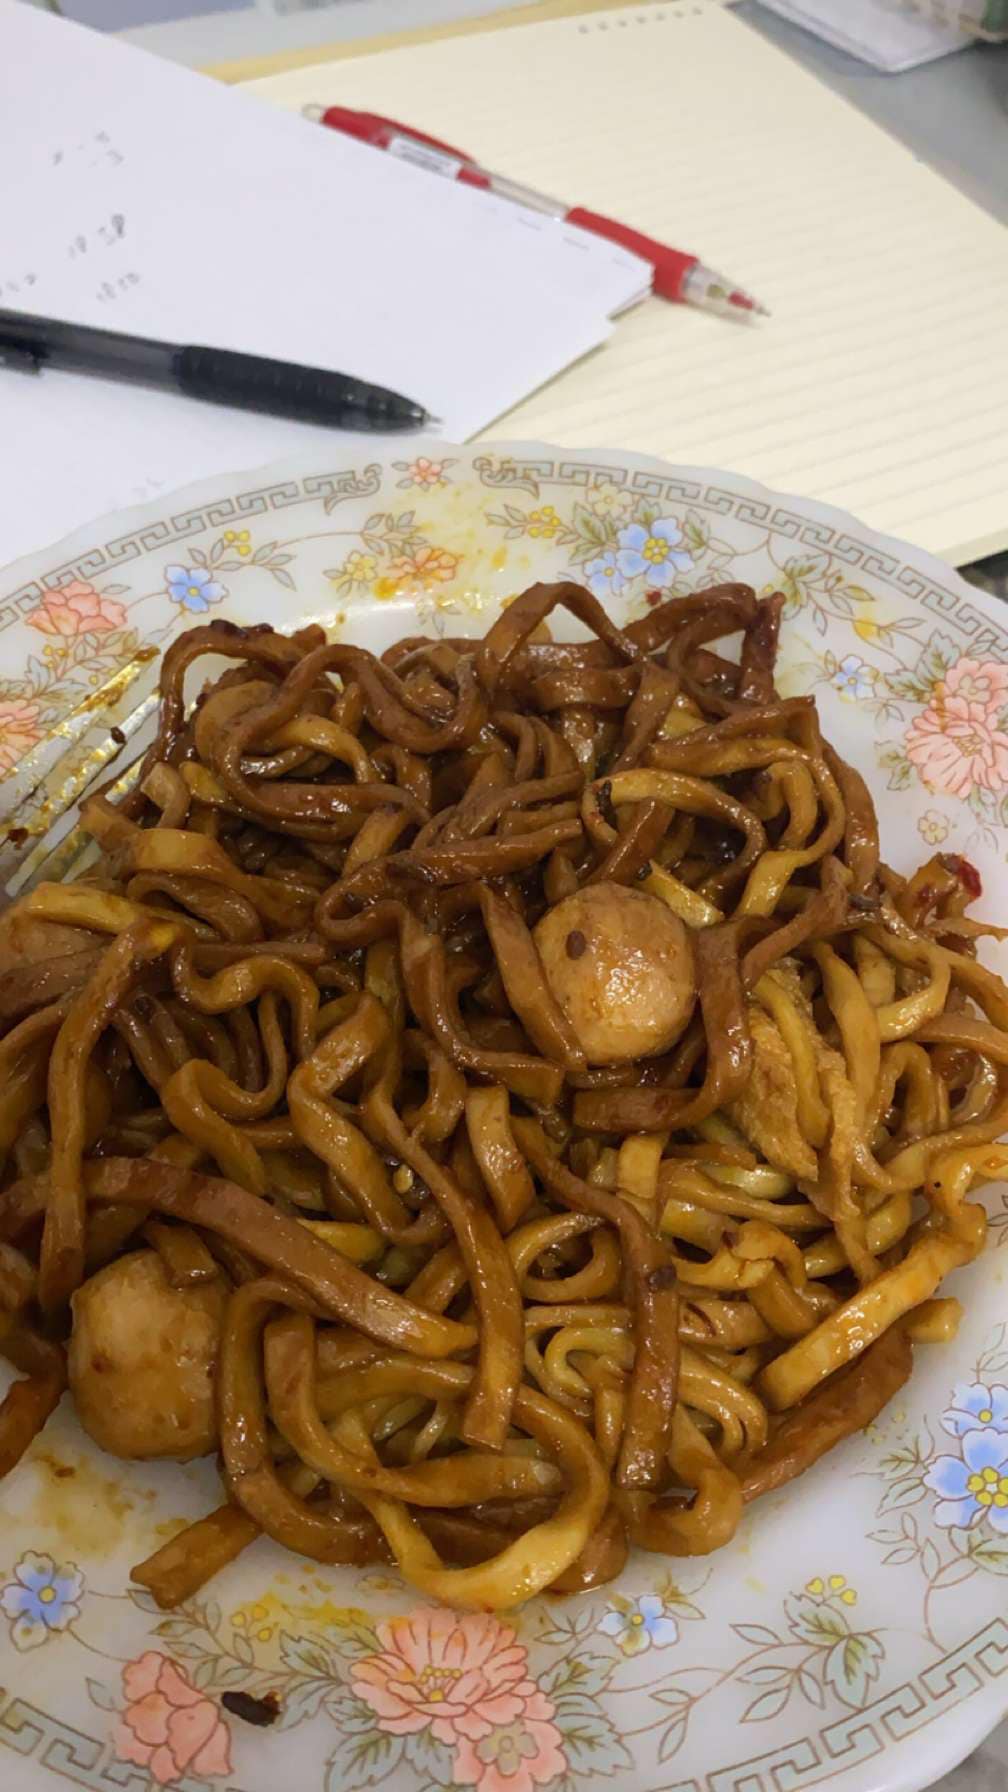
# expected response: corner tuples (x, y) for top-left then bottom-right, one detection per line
(18, 1446), (156, 1559)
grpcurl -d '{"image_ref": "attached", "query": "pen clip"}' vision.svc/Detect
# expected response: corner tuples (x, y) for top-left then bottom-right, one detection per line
(0, 339), (42, 375)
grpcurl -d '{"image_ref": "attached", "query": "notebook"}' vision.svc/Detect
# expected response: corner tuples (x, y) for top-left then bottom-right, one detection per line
(248, 0), (1008, 566)
(0, 0), (648, 567)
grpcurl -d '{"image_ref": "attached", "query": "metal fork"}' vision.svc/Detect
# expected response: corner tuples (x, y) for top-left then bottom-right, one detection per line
(0, 647), (163, 903)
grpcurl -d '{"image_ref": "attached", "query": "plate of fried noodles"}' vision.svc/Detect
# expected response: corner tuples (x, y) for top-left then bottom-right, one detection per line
(0, 442), (1006, 1792)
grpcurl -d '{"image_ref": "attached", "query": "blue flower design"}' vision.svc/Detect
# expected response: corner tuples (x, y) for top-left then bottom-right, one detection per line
(941, 1382), (1008, 1439)
(598, 1593), (679, 1655)
(165, 565), (226, 613)
(615, 517), (692, 587)
(831, 654), (874, 701)
(584, 550), (629, 600)
(925, 1427), (1008, 1532)
(0, 1551), (84, 1651)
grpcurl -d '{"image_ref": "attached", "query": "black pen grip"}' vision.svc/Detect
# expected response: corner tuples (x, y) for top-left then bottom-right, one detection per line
(175, 345), (421, 431)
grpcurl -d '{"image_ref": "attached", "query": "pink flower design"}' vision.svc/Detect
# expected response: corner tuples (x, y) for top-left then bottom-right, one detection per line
(454, 1694), (567, 1792)
(386, 545), (460, 591)
(351, 1609), (566, 1791)
(116, 1651), (232, 1786)
(943, 656), (1008, 711)
(0, 697), (42, 776)
(27, 579), (126, 639)
(905, 660), (1008, 801)
(401, 456), (449, 486)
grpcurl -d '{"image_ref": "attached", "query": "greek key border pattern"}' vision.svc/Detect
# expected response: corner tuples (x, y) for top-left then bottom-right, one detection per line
(0, 466), (383, 630)
(4, 1617), (1008, 1791)
(478, 458), (1008, 659)
(3, 459), (1004, 661)
(684, 1616), (1008, 1792)
(0, 1686), (250, 1791)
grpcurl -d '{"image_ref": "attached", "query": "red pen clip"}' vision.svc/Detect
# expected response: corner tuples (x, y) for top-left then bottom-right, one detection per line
(315, 105), (471, 160)
(313, 106), (492, 192)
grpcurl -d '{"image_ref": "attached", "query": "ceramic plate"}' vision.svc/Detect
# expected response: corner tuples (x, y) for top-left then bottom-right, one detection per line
(1, 442), (1007, 1792)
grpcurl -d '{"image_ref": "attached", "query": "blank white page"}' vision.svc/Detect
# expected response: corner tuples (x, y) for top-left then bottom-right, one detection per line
(0, 0), (646, 565)
(250, 0), (1008, 565)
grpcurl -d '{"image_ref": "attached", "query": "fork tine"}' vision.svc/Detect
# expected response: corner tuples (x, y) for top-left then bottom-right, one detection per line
(0, 688), (156, 900)
(2, 744), (147, 903)
(0, 644), (162, 831)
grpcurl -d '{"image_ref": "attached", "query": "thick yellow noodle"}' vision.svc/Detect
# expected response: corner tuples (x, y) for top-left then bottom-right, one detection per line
(0, 581), (1003, 1612)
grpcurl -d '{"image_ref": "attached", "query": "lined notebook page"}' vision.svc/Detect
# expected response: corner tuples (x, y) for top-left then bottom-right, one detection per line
(249, 0), (1008, 566)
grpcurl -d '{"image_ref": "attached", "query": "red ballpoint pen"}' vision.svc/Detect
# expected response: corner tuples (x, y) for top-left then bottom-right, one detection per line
(308, 104), (767, 319)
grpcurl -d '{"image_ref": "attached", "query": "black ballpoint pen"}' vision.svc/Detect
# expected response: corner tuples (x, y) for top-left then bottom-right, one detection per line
(0, 308), (432, 432)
